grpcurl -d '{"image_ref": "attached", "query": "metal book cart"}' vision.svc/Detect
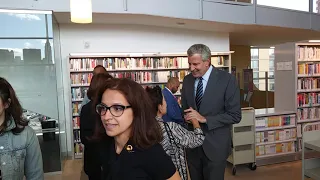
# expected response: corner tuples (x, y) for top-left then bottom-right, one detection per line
(227, 107), (257, 175)
(302, 122), (320, 180)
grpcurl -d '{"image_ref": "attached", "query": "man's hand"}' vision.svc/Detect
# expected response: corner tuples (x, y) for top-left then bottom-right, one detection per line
(184, 107), (206, 123)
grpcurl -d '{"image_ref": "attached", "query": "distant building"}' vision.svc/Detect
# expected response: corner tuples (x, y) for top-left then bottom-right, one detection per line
(44, 39), (53, 64)
(317, 0), (320, 13)
(23, 49), (41, 63)
(0, 49), (14, 63)
(14, 56), (22, 63)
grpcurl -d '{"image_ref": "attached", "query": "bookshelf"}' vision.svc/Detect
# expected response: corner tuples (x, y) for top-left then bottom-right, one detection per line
(296, 43), (320, 153)
(68, 51), (234, 159)
(254, 108), (297, 165)
(274, 42), (320, 164)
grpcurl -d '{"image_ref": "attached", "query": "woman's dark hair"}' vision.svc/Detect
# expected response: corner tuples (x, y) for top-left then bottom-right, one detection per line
(87, 73), (113, 100)
(93, 78), (162, 149)
(145, 86), (163, 114)
(0, 77), (28, 134)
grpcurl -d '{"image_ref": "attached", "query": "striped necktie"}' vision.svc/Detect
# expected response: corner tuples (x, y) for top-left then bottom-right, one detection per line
(195, 77), (203, 110)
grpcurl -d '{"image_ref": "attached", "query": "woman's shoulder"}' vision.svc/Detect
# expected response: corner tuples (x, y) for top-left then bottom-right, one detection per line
(20, 126), (37, 141)
(6, 125), (37, 150)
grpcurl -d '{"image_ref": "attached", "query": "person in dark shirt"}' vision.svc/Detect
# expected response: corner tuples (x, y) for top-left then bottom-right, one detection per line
(80, 73), (113, 180)
(93, 78), (181, 180)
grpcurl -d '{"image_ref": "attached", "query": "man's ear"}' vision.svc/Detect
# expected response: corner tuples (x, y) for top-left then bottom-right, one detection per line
(4, 98), (11, 109)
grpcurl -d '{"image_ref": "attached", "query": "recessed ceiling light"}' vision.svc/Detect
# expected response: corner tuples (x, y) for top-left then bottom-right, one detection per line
(309, 40), (320, 42)
(176, 22), (185, 25)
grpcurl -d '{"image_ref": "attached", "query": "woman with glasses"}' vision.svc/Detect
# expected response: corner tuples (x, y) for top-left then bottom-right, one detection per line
(80, 73), (113, 180)
(145, 85), (205, 180)
(94, 78), (181, 180)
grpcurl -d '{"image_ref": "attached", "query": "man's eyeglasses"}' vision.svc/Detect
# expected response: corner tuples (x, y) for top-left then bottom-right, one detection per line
(96, 103), (132, 117)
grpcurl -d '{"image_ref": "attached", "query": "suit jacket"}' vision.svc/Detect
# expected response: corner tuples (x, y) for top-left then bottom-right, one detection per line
(162, 87), (184, 125)
(181, 66), (241, 162)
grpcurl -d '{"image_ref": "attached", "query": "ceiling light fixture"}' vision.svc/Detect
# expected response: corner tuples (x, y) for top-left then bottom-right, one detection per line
(70, 0), (92, 24)
(309, 40), (320, 43)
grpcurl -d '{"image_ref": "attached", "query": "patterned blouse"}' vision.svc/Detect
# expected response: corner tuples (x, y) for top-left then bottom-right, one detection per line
(156, 116), (205, 180)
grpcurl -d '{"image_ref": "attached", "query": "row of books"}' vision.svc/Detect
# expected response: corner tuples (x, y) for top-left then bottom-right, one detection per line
(256, 142), (295, 156)
(298, 63), (320, 75)
(70, 57), (189, 71)
(73, 117), (80, 129)
(74, 129), (81, 142)
(72, 102), (82, 116)
(298, 46), (320, 60)
(70, 71), (187, 85)
(297, 107), (320, 121)
(74, 143), (83, 157)
(70, 73), (93, 85)
(71, 87), (88, 101)
(297, 78), (320, 90)
(256, 115), (296, 129)
(256, 128), (296, 143)
(297, 93), (320, 107)
(297, 123), (320, 138)
(211, 56), (228, 66)
(69, 56), (229, 71)
(110, 71), (187, 82)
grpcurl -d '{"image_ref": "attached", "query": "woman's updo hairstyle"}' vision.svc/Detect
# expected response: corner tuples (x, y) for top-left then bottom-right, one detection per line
(145, 85), (163, 114)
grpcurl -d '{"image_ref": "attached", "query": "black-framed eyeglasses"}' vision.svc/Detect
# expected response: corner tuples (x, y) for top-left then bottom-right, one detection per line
(96, 103), (132, 117)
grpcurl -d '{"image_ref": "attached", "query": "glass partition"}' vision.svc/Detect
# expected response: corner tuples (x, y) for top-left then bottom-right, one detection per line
(257, 0), (309, 12)
(0, 9), (65, 174)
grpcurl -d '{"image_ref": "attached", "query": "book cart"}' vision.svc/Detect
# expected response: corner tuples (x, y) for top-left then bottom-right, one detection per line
(302, 122), (320, 180)
(228, 107), (257, 175)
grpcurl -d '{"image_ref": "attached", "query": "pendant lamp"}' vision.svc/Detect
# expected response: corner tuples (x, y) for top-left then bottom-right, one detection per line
(70, 0), (92, 23)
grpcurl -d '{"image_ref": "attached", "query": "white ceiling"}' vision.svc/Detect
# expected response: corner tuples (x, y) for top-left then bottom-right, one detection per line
(54, 12), (320, 46)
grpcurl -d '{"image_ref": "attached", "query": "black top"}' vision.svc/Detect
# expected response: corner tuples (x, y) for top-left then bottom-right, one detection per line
(80, 101), (103, 175)
(101, 139), (176, 180)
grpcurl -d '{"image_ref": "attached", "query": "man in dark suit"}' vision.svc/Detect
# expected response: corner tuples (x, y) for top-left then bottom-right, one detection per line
(162, 77), (184, 125)
(182, 44), (241, 180)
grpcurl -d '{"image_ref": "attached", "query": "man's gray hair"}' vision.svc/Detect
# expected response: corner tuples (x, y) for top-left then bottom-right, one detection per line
(187, 44), (211, 61)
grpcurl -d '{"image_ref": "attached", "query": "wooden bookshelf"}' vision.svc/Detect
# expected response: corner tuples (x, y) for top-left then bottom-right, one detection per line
(68, 51), (233, 159)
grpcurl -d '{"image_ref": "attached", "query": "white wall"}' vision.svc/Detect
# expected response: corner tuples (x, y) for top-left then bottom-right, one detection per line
(58, 23), (230, 152)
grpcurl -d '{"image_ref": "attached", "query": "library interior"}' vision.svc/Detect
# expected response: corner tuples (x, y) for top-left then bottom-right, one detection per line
(1, 0), (320, 180)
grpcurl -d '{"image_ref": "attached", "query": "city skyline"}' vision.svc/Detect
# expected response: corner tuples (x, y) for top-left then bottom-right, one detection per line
(0, 11), (54, 63)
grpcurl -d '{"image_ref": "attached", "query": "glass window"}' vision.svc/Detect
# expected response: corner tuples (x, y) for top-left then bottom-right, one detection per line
(313, 0), (320, 13)
(0, 12), (53, 38)
(257, 0), (309, 12)
(269, 60), (274, 71)
(251, 48), (259, 59)
(253, 72), (259, 79)
(251, 60), (259, 71)
(269, 71), (274, 78)
(0, 39), (54, 65)
(253, 80), (259, 89)
(269, 83), (275, 91)
(269, 79), (275, 83)
(225, 0), (252, 3)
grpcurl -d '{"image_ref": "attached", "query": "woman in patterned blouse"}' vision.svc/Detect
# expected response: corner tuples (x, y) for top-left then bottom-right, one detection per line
(146, 86), (205, 180)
